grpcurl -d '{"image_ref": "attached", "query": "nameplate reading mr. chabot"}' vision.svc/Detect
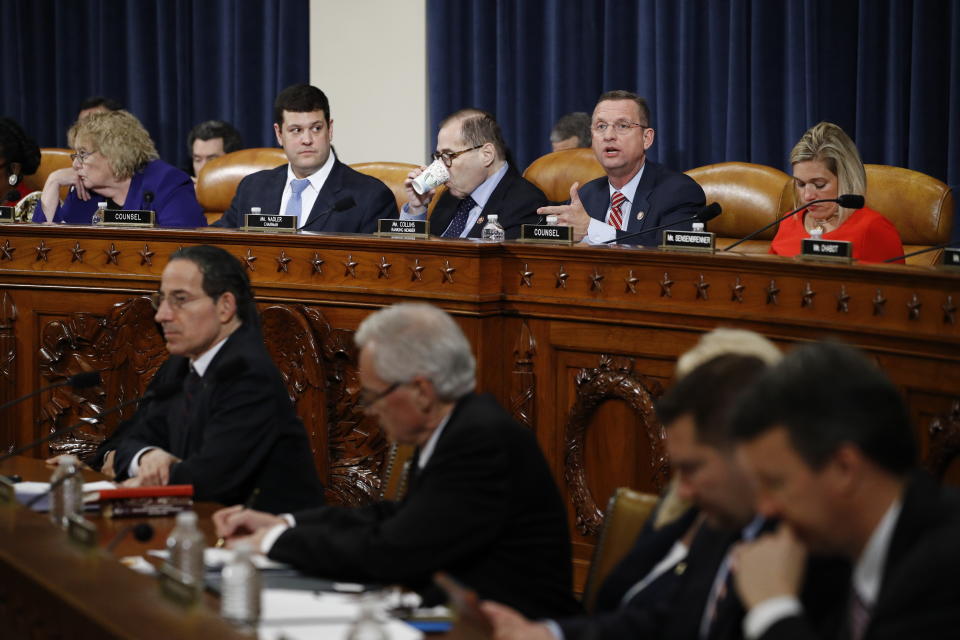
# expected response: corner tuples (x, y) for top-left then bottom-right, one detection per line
(101, 209), (156, 228)
(801, 238), (852, 263)
(244, 213), (298, 233)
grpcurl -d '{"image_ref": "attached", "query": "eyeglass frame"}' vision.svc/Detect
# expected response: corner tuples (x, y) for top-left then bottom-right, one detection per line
(591, 121), (649, 135)
(69, 149), (97, 164)
(358, 381), (408, 409)
(432, 144), (484, 168)
(149, 291), (216, 311)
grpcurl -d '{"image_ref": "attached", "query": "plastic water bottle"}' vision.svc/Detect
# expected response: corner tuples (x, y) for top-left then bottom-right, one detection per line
(91, 201), (107, 225)
(49, 454), (83, 528)
(481, 214), (505, 242)
(221, 542), (261, 628)
(809, 225), (823, 240)
(345, 593), (388, 640)
(166, 510), (206, 594)
(250, 206), (261, 216)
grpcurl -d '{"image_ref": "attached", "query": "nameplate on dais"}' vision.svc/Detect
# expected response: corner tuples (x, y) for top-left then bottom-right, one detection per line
(520, 224), (573, 245)
(244, 213), (298, 233)
(377, 219), (429, 239)
(943, 248), (960, 269)
(661, 229), (715, 253)
(100, 209), (156, 228)
(0, 207), (14, 223)
(801, 238), (852, 263)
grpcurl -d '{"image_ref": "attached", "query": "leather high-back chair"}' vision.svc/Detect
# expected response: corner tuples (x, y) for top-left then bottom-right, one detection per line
(581, 487), (658, 614)
(685, 162), (794, 254)
(350, 162), (418, 212)
(23, 148), (74, 195)
(196, 148), (288, 224)
(523, 148), (605, 203)
(380, 443), (417, 501)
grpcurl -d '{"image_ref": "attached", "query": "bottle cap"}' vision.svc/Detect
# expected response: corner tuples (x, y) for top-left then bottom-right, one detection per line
(692, 222), (704, 231)
(251, 207), (261, 215)
(488, 214), (498, 222)
(176, 510), (198, 525)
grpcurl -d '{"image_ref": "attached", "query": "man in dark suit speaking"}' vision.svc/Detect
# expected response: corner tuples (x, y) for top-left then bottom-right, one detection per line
(214, 84), (397, 232)
(214, 303), (579, 619)
(539, 90), (705, 245)
(400, 108), (546, 239)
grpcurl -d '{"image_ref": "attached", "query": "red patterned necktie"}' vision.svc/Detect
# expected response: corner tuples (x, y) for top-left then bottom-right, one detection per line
(610, 190), (626, 230)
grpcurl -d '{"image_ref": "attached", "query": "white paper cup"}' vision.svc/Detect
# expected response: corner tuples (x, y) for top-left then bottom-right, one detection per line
(411, 159), (450, 195)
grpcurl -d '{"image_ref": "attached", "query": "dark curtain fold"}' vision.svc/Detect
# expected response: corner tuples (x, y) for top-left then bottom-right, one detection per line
(2, 0), (308, 173)
(427, 0), (959, 238)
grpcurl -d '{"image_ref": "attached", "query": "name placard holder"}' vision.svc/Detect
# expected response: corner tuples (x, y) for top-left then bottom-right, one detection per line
(661, 229), (716, 253)
(158, 564), (202, 607)
(0, 206), (14, 223)
(801, 238), (853, 264)
(0, 476), (14, 504)
(942, 248), (960, 269)
(67, 515), (99, 548)
(377, 218), (430, 239)
(100, 210), (156, 228)
(243, 213), (298, 233)
(519, 224), (574, 245)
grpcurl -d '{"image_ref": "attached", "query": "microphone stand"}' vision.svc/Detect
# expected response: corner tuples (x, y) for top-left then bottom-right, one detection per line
(883, 240), (960, 263)
(722, 197), (842, 252)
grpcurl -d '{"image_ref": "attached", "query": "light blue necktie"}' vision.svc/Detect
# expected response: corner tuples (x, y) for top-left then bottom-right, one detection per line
(285, 178), (311, 224)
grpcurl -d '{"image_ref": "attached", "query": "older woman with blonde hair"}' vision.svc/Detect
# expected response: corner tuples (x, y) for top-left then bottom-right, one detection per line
(770, 121), (903, 263)
(35, 110), (204, 227)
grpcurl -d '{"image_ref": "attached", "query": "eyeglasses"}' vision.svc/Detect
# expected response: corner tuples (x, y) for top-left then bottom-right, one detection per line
(149, 291), (211, 311)
(592, 121), (648, 135)
(432, 144), (484, 168)
(69, 150), (97, 164)
(358, 381), (405, 409)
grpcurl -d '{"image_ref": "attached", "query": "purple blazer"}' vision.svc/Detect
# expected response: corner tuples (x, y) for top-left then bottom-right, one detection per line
(34, 159), (206, 228)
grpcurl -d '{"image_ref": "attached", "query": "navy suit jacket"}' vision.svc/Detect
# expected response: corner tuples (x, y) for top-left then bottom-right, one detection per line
(579, 160), (705, 245)
(214, 158), (397, 232)
(429, 165), (545, 239)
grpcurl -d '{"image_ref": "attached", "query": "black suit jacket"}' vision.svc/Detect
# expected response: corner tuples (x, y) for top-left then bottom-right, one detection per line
(429, 165), (545, 239)
(214, 158), (397, 232)
(98, 322), (324, 514)
(578, 160), (705, 245)
(268, 392), (579, 619)
(760, 473), (960, 640)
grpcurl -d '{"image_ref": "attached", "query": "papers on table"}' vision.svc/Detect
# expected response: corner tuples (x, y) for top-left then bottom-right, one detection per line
(258, 590), (423, 640)
(15, 480), (116, 511)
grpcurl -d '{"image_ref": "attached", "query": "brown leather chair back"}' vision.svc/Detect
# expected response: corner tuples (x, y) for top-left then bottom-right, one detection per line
(23, 148), (74, 195)
(196, 148), (288, 223)
(862, 164), (954, 247)
(350, 161), (419, 211)
(686, 162), (793, 242)
(582, 487), (658, 614)
(523, 148), (605, 202)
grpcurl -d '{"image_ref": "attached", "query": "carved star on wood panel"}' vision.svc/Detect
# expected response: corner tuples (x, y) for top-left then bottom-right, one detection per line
(659, 272), (674, 298)
(694, 274), (710, 300)
(836, 285), (851, 313)
(243, 249), (257, 271)
(873, 289), (887, 316)
(409, 258), (424, 281)
(520, 263), (533, 287)
(730, 276), (745, 303)
(34, 240), (51, 262)
(71, 242), (85, 263)
(440, 260), (456, 284)
(138, 244), (154, 267)
(766, 280), (780, 305)
(555, 265), (569, 289)
(1, 239), (15, 261)
(907, 294), (922, 321)
(275, 249), (292, 273)
(624, 270), (639, 294)
(377, 256), (392, 279)
(589, 269), (604, 292)
(310, 252), (325, 275)
(104, 243), (121, 265)
(943, 296), (957, 325)
(343, 255), (359, 278)
(801, 282), (816, 308)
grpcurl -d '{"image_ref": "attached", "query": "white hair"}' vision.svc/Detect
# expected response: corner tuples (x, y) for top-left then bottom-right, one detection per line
(355, 303), (476, 402)
(676, 328), (782, 378)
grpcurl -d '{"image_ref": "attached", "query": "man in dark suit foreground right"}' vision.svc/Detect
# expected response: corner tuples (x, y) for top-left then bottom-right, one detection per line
(731, 341), (960, 640)
(214, 303), (578, 619)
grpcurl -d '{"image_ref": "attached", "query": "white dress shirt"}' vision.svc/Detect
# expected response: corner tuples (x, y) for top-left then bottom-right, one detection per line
(584, 164), (645, 244)
(277, 150), (336, 228)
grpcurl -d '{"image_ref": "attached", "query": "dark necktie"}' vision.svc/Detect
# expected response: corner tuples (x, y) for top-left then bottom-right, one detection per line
(848, 587), (871, 640)
(182, 365), (202, 418)
(442, 196), (477, 238)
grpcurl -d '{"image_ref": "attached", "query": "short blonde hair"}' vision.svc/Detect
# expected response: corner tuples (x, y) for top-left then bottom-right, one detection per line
(790, 121), (866, 202)
(676, 328), (782, 378)
(68, 110), (158, 180)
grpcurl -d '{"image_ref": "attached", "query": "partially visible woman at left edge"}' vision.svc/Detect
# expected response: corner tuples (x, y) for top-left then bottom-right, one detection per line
(34, 110), (205, 227)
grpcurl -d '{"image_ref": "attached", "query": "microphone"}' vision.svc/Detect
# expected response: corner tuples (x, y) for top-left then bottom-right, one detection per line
(4, 190), (19, 203)
(106, 522), (154, 553)
(883, 239), (960, 264)
(0, 370), (102, 414)
(297, 196), (356, 230)
(722, 194), (866, 252)
(143, 191), (155, 211)
(605, 202), (723, 245)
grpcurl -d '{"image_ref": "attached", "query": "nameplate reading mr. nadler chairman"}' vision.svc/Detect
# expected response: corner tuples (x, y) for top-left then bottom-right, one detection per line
(377, 219), (429, 239)
(661, 229), (715, 252)
(244, 213), (298, 233)
(801, 238), (852, 263)
(520, 224), (573, 244)
(101, 209), (155, 227)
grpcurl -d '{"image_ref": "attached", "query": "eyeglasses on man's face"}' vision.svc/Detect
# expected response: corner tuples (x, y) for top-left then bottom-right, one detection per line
(591, 121), (648, 135)
(150, 291), (212, 311)
(358, 381), (408, 409)
(432, 144), (484, 168)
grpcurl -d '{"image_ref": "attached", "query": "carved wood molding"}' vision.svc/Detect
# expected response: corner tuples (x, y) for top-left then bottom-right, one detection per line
(927, 400), (960, 480)
(509, 321), (537, 428)
(0, 291), (16, 453)
(564, 355), (668, 536)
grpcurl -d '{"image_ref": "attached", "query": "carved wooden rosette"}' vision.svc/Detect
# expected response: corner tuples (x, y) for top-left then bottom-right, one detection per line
(38, 297), (166, 462)
(564, 355), (668, 536)
(0, 292), (16, 453)
(509, 321), (537, 428)
(926, 400), (960, 480)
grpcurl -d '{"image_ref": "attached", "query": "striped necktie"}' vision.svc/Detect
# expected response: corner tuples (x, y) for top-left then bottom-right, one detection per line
(609, 190), (626, 230)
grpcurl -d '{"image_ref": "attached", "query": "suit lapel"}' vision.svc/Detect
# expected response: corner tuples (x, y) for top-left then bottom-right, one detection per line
(582, 180), (611, 223)
(301, 160), (341, 229)
(625, 161), (657, 233)
(429, 193), (456, 236)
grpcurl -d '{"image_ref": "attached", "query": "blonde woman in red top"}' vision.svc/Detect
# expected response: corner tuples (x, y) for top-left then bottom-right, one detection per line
(770, 122), (904, 263)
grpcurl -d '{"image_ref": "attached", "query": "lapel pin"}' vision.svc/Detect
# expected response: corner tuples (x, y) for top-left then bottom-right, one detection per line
(636, 211), (645, 221)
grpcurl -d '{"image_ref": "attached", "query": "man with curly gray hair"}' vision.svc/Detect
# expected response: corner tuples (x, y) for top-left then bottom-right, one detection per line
(214, 303), (579, 619)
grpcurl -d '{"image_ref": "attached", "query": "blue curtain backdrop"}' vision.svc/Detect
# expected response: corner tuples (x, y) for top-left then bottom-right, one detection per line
(427, 0), (960, 238)
(0, 0), (308, 173)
